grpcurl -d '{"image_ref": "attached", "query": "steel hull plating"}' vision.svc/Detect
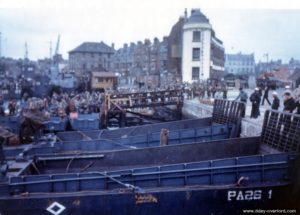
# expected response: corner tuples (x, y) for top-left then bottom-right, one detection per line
(0, 184), (295, 215)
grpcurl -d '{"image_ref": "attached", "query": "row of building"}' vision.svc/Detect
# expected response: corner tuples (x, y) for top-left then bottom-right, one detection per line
(1, 8), (300, 93)
(68, 9), (226, 89)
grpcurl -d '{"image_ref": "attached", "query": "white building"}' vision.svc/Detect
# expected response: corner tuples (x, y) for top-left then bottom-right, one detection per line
(225, 52), (255, 75)
(181, 9), (225, 84)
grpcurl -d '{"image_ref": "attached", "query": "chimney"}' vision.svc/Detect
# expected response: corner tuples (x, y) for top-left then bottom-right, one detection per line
(184, 8), (188, 21)
(111, 43), (115, 50)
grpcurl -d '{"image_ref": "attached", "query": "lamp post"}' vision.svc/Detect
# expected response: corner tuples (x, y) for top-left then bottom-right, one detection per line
(263, 53), (269, 72)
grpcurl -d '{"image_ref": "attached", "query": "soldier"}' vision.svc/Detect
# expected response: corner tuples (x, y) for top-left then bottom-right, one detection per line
(211, 86), (217, 98)
(160, 128), (169, 146)
(271, 92), (280, 110)
(0, 95), (4, 116)
(295, 94), (300, 115)
(65, 100), (77, 118)
(283, 92), (295, 113)
(261, 85), (271, 106)
(235, 87), (248, 118)
(207, 86), (211, 98)
(8, 100), (17, 115)
(222, 85), (228, 99)
(282, 92), (296, 140)
(250, 88), (261, 118)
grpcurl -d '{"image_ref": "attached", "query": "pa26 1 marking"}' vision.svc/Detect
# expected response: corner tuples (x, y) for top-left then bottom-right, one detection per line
(227, 190), (272, 201)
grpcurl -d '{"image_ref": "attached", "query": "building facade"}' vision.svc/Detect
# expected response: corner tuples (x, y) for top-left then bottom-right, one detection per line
(91, 71), (117, 90)
(181, 9), (225, 84)
(225, 52), (255, 74)
(167, 17), (185, 83)
(68, 42), (114, 77)
(112, 38), (168, 88)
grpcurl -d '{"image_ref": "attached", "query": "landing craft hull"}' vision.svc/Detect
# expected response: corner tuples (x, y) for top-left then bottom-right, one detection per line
(0, 184), (295, 215)
(4, 120), (235, 159)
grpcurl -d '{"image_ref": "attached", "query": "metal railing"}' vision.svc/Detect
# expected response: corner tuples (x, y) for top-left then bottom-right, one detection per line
(7, 153), (292, 195)
(212, 99), (244, 124)
(260, 110), (300, 152)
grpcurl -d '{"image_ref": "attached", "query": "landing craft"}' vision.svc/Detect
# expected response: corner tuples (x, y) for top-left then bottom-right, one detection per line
(0, 109), (299, 214)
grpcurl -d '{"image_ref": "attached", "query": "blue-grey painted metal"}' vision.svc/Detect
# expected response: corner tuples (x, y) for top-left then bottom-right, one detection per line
(4, 122), (233, 158)
(45, 113), (100, 131)
(3, 99), (244, 158)
(0, 110), (299, 214)
(26, 136), (262, 173)
(6, 153), (294, 193)
(0, 113), (100, 134)
(56, 99), (244, 141)
(57, 117), (212, 141)
(0, 152), (298, 215)
(0, 115), (20, 134)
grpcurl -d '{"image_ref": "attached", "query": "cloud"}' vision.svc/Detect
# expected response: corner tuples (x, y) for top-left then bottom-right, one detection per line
(0, 1), (300, 62)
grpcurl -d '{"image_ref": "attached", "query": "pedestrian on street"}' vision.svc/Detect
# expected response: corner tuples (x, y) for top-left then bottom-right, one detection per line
(250, 88), (261, 118)
(261, 85), (271, 106)
(271, 91), (280, 110)
(235, 87), (248, 118)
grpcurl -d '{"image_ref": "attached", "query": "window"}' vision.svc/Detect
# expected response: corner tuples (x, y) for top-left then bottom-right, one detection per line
(192, 48), (200, 61)
(192, 67), (200, 80)
(97, 77), (104, 82)
(193, 31), (201, 42)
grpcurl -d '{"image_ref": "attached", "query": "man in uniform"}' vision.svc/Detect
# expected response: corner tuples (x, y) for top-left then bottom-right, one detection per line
(235, 87), (248, 118)
(261, 85), (271, 106)
(271, 92), (280, 110)
(295, 94), (300, 115)
(283, 92), (295, 113)
(250, 88), (261, 118)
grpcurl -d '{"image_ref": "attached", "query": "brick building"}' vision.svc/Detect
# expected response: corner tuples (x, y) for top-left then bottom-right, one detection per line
(68, 42), (114, 77)
(112, 38), (168, 88)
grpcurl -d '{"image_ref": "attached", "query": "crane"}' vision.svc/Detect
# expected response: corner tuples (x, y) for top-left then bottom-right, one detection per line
(49, 41), (52, 59)
(55, 34), (60, 56)
(24, 42), (28, 59)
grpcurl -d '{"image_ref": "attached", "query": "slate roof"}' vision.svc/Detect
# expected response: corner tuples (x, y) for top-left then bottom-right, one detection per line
(226, 53), (255, 61)
(187, 9), (209, 24)
(69, 42), (114, 54)
(289, 68), (300, 80)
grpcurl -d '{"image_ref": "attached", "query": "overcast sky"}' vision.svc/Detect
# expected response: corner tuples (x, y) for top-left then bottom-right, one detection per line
(1, 0), (300, 62)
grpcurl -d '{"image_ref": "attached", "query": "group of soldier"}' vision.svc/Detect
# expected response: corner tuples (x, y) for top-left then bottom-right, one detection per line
(186, 84), (228, 100)
(235, 85), (300, 119)
(0, 91), (106, 118)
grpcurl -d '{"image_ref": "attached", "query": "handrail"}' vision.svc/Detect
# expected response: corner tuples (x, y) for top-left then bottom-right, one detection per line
(9, 160), (287, 187)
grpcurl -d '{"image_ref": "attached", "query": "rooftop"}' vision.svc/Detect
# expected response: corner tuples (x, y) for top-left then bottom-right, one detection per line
(289, 68), (300, 80)
(186, 9), (209, 24)
(226, 53), (255, 61)
(92, 71), (116, 77)
(69, 42), (114, 54)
